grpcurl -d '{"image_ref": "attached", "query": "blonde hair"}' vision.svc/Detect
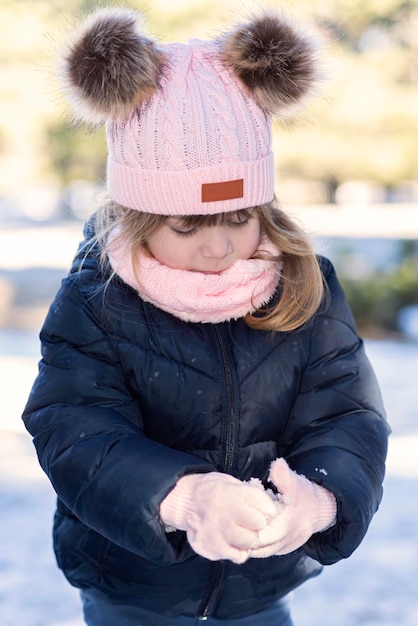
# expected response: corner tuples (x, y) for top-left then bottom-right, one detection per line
(93, 199), (325, 332)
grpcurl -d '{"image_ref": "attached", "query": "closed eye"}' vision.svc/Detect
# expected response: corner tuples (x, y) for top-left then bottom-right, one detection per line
(167, 209), (254, 237)
(226, 216), (251, 228)
(170, 226), (198, 238)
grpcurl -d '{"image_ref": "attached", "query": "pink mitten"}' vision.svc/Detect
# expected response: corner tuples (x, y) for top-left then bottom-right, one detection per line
(250, 458), (337, 558)
(160, 472), (277, 564)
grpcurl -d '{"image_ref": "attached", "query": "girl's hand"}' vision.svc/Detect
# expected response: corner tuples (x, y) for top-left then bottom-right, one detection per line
(250, 458), (337, 558)
(160, 472), (277, 564)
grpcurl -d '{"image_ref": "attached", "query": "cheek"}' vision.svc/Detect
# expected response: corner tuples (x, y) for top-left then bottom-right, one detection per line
(244, 223), (262, 255)
(146, 232), (172, 265)
(147, 231), (191, 269)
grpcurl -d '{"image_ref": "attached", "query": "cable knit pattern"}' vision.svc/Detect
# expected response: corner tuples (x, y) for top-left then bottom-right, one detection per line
(107, 234), (281, 323)
(106, 41), (275, 215)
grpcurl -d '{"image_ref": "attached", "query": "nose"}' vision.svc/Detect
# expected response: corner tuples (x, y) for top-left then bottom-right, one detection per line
(200, 227), (233, 259)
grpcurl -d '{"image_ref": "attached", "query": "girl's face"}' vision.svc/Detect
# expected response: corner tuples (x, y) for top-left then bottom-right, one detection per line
(146, 210), (261, 273)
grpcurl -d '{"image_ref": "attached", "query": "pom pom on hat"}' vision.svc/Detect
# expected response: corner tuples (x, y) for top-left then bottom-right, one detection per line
(221, 11), (320, 116)
(61, 8), (166, 124)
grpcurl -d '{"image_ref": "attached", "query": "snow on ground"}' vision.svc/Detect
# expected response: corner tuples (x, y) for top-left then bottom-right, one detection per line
(1, 333), (417, 626)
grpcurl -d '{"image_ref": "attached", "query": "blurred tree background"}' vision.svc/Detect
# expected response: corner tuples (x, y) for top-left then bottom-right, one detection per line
(1, 0), (418, 207)
(0, 0), (417, 336)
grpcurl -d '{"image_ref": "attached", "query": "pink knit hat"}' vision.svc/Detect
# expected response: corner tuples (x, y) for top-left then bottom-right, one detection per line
(62, 8), (319, 215)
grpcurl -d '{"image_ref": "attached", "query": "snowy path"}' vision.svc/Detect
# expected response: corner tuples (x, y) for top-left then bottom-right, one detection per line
(1, 335), (417, 625)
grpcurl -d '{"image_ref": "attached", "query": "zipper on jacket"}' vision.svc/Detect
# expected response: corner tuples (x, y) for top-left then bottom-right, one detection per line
(212, 325), (238, 475)
(199, 561), (226, 620)
(199, 326), (239, 619)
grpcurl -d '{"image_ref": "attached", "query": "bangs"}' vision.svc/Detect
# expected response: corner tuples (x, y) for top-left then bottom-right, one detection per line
(176, 207), (255, 229)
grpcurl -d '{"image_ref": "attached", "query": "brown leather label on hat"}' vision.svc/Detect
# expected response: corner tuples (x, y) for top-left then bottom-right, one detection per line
(201, 179), (244, 203)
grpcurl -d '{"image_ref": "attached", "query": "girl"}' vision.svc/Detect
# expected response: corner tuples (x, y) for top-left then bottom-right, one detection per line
(23, 8), (389, 626)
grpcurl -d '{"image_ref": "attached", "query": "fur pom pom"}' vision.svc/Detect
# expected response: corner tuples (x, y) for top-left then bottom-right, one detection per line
(221, 11), (320, 117)
(61, 8), (166, 124)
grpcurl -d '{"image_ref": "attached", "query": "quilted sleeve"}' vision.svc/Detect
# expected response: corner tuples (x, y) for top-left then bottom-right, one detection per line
(22, 276), (212, 566)
(283, 258), (390, 565)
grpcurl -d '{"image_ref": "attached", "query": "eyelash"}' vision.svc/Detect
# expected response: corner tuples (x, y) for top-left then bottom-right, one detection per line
(170, 218), (250, 238)
(171, 228), (197, 238)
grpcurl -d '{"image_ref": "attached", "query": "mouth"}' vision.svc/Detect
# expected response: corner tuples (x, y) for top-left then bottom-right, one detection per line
(191, 262), (234, 274)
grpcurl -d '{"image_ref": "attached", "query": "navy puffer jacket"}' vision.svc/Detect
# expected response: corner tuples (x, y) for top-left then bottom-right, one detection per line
(23, 226), (389, 619)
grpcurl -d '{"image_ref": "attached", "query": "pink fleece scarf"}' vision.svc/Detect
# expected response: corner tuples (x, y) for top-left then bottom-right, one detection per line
(107, 234), (281, 323)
